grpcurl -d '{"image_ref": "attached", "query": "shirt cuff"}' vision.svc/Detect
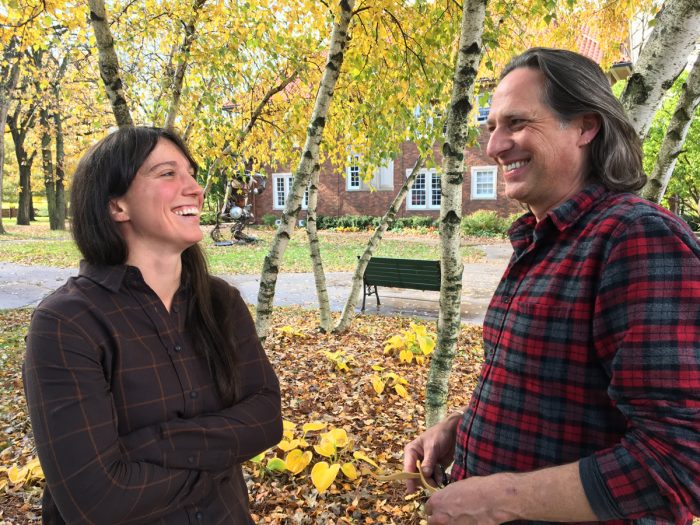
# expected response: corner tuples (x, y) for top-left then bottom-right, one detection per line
(579, 455), (625, 520)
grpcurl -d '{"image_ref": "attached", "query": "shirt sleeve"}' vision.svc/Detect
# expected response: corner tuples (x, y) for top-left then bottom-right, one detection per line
(586, 214), (700, 521)
(24, 310), (213, 525)
(120, 285), (283, 471)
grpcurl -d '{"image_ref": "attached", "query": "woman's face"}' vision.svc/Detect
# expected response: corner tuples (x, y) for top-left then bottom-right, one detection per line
(109, 138), (204, 259)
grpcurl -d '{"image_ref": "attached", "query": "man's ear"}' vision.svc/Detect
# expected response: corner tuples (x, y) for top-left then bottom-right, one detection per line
(108, 198), (130, 223)
(578, 113), (601, 147)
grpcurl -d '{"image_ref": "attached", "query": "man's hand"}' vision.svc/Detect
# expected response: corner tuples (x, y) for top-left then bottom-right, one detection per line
(403, 411), (462, 493)
(424, 475), (515, 525)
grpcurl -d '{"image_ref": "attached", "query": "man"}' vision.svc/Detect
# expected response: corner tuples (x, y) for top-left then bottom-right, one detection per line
(404, 48), (700, 524)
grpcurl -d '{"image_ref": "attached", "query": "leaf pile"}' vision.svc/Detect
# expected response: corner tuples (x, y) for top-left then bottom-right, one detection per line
(0, 307), (485, 524)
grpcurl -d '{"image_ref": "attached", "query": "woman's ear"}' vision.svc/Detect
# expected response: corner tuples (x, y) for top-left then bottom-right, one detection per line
(578, 113), (601, 147)
(108, 198), (129, 223)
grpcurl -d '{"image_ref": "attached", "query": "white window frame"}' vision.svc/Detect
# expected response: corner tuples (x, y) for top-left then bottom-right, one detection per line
(406, 168), (440, 210)
(346, 155), (394, 191)
(470, 166), (497, 200)
(272, 172), (308, 210)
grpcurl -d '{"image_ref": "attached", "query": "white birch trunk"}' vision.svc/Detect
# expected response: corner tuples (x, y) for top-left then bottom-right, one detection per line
(641, 56), (700, 203)
(305, 164), (332, 332)
(87, 0), (133, 127)
(333, 156), (425, 333)
(255, 0), (356, 340)
(621, 0), (700, 138)
(425, 0), (486, 427)
(164, 0), (207, 129)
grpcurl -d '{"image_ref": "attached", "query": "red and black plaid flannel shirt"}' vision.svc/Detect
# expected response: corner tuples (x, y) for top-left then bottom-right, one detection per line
(24, 264), (282, 524)
(452, 185), (700, 524)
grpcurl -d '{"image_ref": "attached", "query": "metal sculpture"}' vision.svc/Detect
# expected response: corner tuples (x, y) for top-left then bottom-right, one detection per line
(210, 173), (266, 244)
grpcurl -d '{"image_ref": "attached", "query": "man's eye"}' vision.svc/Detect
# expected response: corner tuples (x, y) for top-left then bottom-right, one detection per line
(162, 171), (175, 177)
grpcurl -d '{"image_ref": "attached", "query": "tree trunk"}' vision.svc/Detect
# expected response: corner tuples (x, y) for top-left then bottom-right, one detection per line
(333, 156), (425, 333)
(621, 0), (700, 139)
(640, 57), (700, 203)
(7, 107), (34, 226)
(54, 108), (67, 229)
(40, 107), (58, 229)
(305, 164), (332, 332)
(164, 0), (207, 129)
(88, 0), (133, 127)
(0, 40), (21, 235)
(255, 0), (356, 340)
(425, 0), (486, 427)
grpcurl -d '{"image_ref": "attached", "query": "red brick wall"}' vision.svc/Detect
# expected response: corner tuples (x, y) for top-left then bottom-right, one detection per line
(252, 127), (523, 221)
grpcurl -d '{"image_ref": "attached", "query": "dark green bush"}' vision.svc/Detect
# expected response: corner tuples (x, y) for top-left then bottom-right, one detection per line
(461, 210), (514, 237)
(261, 213), (279, 227)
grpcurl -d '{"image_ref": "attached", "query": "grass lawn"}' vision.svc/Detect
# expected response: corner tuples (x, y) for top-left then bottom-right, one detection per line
(0, 220), (486, 274)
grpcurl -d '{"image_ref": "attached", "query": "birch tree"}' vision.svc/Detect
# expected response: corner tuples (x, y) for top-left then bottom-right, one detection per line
(333, 156), (426, 333)
(621, 0), (700, 138)
(641, 56), (700, 203)
(0, 39), (21, 235)
(255, 0), (356, 340)
(424, 0), (487, 427)
(87, 0), (133, 127)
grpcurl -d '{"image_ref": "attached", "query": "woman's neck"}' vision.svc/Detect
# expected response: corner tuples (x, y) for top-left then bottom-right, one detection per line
(126, 251), (182, 312)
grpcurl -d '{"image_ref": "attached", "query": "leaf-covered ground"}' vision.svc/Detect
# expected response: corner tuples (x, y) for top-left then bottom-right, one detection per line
(0, 307), (484, 524)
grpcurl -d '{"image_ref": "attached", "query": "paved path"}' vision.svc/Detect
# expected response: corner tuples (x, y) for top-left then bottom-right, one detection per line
(0, 244), (512, 324)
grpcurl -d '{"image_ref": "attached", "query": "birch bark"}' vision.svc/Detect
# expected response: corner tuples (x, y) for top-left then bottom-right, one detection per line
(255, 0), (356, 339)
(621, 0), (700, 138)
(333, 156), (425, 334)
(425, 0), (486, 427)
(87, 0), (133, 127)
(164, 0), (208, 129)
(305, 164), (332, 332)
(641, 57), (700, 203)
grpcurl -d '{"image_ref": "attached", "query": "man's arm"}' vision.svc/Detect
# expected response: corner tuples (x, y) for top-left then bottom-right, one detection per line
(425, 461), (596, 524)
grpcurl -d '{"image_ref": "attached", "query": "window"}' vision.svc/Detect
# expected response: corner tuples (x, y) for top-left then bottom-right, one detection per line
(346, 154), (361, 190)
(407, 168), (440, 210)
(272, 173), (308, 210)
(475, 93), (492, 124)
(346, 155), (394, 191)
(471, 166), (497, 200)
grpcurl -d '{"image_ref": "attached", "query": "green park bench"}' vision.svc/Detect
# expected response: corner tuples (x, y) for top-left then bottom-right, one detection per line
(361, 257), (441, 311)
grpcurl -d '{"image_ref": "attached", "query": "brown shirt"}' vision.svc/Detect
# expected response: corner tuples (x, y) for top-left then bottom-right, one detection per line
(24, 262), (282, 524)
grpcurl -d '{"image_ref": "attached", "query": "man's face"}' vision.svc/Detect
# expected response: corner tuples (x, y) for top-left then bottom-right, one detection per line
(486, 67), (596, 220)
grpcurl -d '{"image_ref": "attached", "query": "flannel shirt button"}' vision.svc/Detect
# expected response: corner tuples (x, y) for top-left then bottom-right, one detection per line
(173, 305), (180, 313)
(190, 390), (198, 399)
(195, 511), (203, 520)
(187, 455), (195, 464)
(174, 345), (182, 353)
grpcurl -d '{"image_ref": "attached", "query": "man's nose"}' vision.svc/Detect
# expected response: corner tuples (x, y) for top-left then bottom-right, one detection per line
(486, 127), (511, 159)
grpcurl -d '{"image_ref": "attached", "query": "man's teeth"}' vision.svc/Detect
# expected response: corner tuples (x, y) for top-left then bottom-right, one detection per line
(505, 160), (528, 171)
(174, 207), (199, 216)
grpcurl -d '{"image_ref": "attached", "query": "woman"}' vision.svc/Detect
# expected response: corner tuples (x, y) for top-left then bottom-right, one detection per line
(24, 127), (282, 524)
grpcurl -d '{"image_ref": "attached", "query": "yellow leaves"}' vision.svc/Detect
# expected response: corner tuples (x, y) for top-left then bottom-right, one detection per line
(302, 421), (327, 433)
(341, 462), (358, 481)
(383, 322), (436, 365)
(310, 461), (340, 493)
(314, 428), (350, 457)
(277, 438), (301, 452)
(323, 349), (355, 372)
(353, 451), (379, 468)
(0, 456), (44, 488)
(278, 325), (305, 338)
(370, 370), (410, 399)
(284, 449), (312, 475)
(371, 374), (385, 394)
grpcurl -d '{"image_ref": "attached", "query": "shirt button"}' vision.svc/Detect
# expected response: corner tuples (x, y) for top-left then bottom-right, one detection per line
(187, 456), (195, 464)
(190, 391), (198, 399)
(173, 305), (180, 313)
(195, 511), (203, 520)
(174, 345), (182, 352)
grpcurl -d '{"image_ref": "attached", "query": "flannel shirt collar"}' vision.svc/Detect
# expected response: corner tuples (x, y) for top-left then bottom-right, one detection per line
(79, 261), (130, 293)
(508, 183), (608, 253)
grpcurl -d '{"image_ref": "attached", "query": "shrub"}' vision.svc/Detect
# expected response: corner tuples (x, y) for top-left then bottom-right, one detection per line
(461, 210), (514, 237)
(261, 213), (279, 227)
(199, 211), (218, 225)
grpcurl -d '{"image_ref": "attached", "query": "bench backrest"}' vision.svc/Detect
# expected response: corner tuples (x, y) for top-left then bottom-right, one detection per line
(363, 257), (441, 291)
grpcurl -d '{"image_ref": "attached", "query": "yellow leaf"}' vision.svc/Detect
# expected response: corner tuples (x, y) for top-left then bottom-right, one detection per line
(0, 478), (7, 491)
(302, 421), (327, 433)
(283, 420), (297, 432)
(341, 462), (359, 480)
(285, 449), (312, 475)
(371, 376), (385, 395)
(7, 465), (28, 485)
(310, 462), (340, 493)
(283, 429), (295, 440)
(277, 439), (300, 452)
(418, 335), (435, 355)
(314, 438), (336, 457)
(411, 323), (427, 336)
(415, 355), (426, 365)
(352, 451), (379, 468)
(394, 383), (408, 398)
(399, 349), (413, 363)
(327, 428), (349, 448)
(249, 451), (266, 463)
(371, 364), (384, 371)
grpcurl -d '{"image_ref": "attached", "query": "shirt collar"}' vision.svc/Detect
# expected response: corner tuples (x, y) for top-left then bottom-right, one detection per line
(78, 261), (133, 293)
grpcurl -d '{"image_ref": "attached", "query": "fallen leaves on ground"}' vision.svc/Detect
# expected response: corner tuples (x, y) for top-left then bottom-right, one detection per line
(0, 307), (485, 524)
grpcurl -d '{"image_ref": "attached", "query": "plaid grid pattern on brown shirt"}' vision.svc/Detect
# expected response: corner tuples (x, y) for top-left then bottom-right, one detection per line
(24, 262), (282, 524)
